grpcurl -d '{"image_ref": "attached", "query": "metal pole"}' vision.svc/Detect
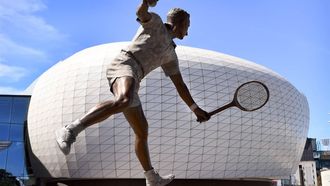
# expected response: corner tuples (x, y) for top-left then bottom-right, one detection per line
(289, 175), (292, 186)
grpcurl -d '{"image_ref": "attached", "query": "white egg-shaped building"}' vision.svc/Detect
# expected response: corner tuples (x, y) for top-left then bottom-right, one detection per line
(27, 42), (309, 180)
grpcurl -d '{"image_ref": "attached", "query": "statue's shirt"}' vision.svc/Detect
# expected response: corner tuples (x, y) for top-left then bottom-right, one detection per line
(128, 12), (179, 79)
(107, 13), (179, 82)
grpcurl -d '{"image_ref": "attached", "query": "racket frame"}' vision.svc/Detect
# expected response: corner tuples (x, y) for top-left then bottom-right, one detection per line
(209, 81), (269, 116)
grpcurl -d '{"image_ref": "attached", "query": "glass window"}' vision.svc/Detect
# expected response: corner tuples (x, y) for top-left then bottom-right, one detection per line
(10, 125), (24, 142)
(0, 97), (12, 123)
(0, 124), (10, 140)
(11, 97), (30, 124)
(0, 148), (8, 169)
(6, 142), (24, 177)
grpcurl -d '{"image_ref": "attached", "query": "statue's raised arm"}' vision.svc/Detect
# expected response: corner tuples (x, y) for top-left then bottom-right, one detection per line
(136, 0), (158, 23)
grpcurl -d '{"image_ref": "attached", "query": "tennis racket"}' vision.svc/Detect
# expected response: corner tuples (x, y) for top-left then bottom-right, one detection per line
(209, 81), (269, 116)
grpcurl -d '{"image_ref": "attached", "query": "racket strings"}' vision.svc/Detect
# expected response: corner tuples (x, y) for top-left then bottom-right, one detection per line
(236, 82), (268, 111)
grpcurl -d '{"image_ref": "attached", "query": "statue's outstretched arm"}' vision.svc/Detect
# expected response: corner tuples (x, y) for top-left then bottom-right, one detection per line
(169, 73), (210, 123)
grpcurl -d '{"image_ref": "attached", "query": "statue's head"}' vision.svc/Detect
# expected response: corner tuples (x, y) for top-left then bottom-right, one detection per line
(167, 8), (190, 40)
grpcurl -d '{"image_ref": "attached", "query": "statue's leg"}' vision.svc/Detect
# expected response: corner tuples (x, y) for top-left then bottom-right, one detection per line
(79, 76), (136, 128)
(56, 76), (136, 155)
(123, 104), (175, 186)
(123, 105), (152, 171)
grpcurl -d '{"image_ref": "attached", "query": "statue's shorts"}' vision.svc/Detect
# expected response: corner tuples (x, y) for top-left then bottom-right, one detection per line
(106, 51), (144, 108)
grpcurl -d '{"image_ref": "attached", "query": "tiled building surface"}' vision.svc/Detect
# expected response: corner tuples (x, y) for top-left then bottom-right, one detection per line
(27, 42), (309, 179)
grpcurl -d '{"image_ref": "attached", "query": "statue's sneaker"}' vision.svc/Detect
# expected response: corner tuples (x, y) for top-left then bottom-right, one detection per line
(144, 169), (175, 186)
(55, 126), (76, 155)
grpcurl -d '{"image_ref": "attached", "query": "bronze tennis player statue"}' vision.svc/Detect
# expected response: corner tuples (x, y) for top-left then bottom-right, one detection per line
(56, 0), (210, 185)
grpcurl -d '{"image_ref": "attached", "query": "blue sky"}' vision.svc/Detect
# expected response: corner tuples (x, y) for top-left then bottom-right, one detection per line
(0, 0), (329, 143)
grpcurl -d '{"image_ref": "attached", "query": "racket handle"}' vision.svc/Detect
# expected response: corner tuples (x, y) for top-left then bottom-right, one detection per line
(209, 102), (235, 116)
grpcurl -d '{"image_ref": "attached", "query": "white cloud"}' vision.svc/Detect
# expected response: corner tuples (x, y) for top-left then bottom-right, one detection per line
(0, 86), (23, 95)
(0, 86), (24, 95)
(0, 63), (29, 82)
(0, 0), (46, 15)
(0, 0), (70, 93)
(0, 3), (65, 42)
(0, 34), (47, 59)
(0, 0), (68, 63)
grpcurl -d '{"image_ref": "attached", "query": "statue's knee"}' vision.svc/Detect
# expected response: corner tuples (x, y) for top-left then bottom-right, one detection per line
(115, 96), (132, 108)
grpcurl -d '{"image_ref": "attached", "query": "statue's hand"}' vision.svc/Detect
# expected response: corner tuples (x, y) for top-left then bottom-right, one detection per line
(147, 0), (158, 7)
(194, 107), (210, 123)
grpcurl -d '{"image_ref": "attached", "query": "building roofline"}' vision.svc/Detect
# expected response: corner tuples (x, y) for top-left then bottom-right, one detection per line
(0, 94), (31, 98)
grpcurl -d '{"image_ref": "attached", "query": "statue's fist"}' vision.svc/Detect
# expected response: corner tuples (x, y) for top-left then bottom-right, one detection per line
(147, 0), (158, 7)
